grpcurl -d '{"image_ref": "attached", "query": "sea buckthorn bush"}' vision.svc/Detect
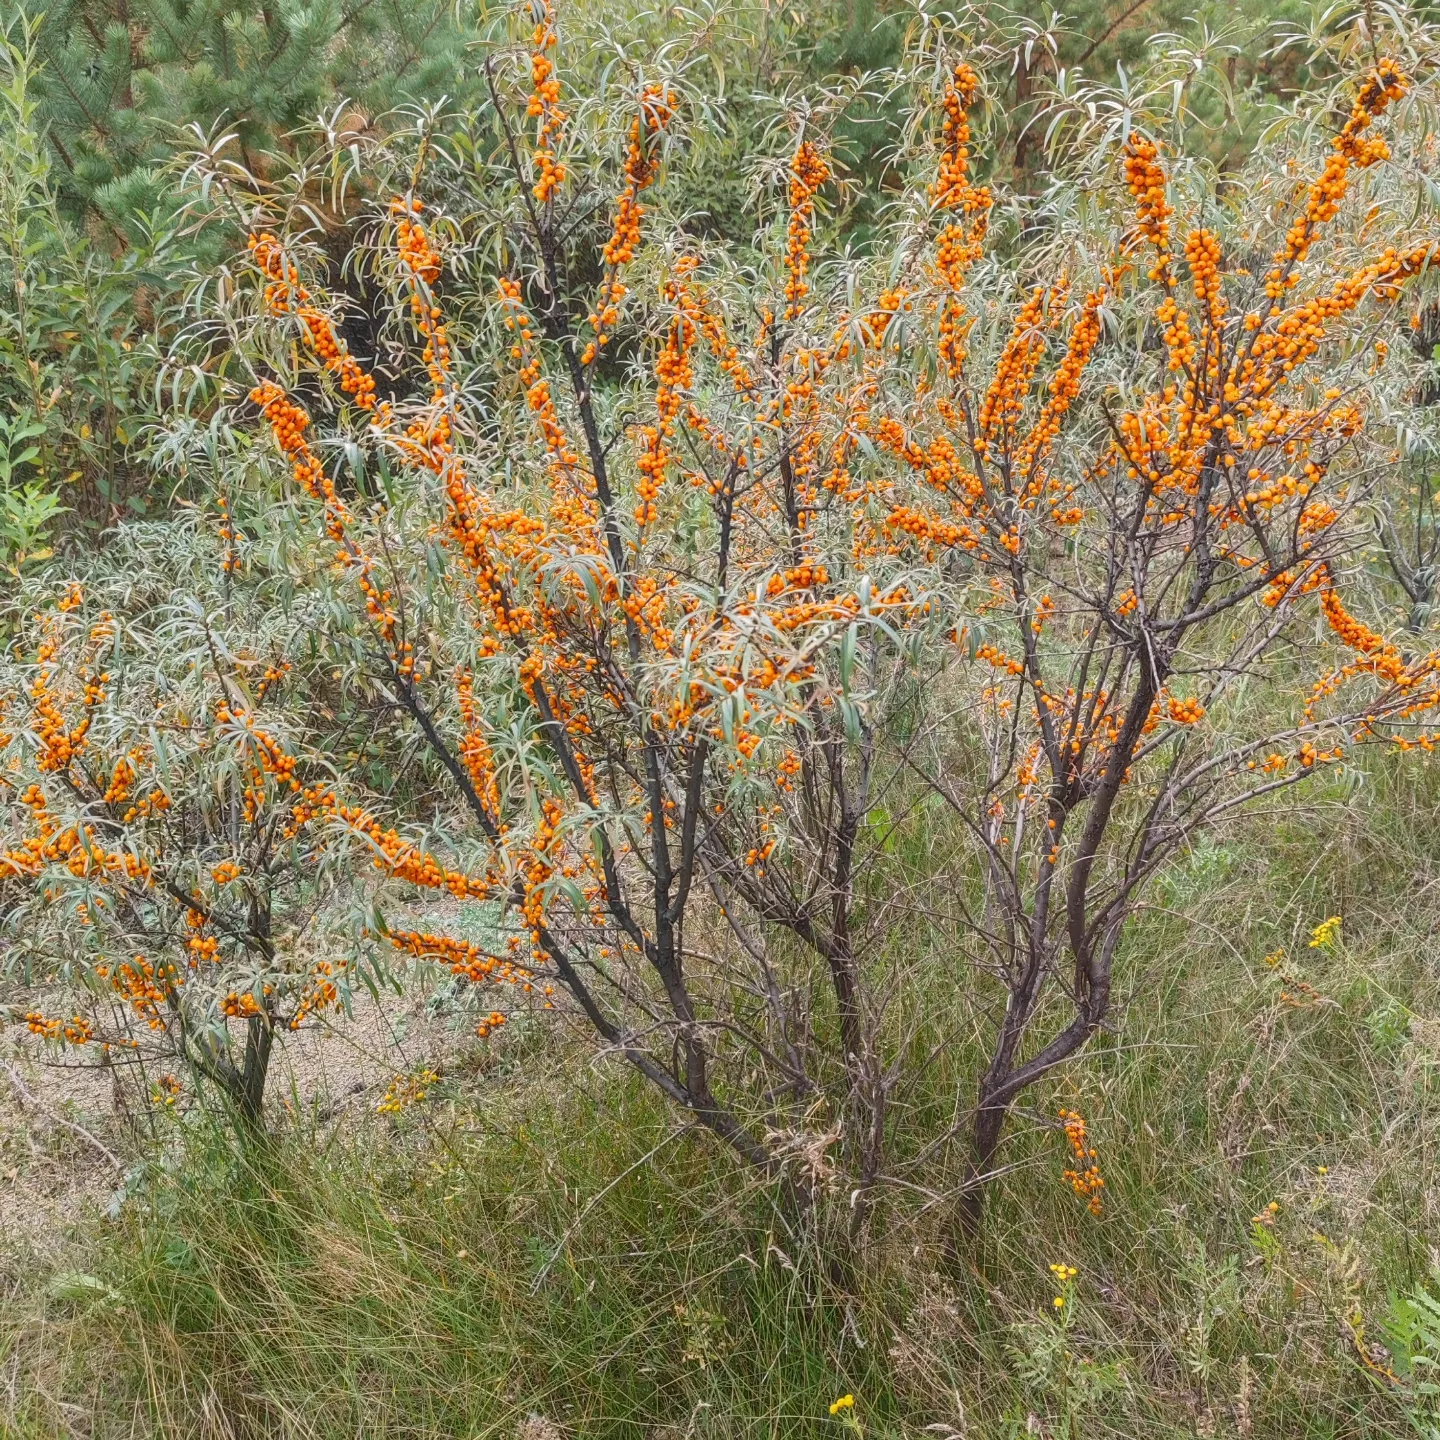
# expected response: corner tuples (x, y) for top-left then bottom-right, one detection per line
(12, 0), (1440, 1242)
(163, 0), (950, 1208)
(0, 518), (422, 1126)
(212, 9), (1440, 1214)
(874, 52), (1440, 1222)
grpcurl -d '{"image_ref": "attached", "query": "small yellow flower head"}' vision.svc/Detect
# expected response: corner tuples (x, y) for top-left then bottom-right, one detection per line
(1308, 916), (1341, 949)
(829, 1395), (855, 1416)
(1048, 1262), (1077, 1281)
(1053, 1296), (1065, 1308)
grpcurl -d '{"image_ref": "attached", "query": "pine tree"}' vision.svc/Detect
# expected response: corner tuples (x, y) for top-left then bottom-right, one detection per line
(27, 0), (478, 222)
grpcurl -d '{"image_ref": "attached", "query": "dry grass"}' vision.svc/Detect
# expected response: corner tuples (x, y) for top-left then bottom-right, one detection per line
(4, 759), (1440, 1437)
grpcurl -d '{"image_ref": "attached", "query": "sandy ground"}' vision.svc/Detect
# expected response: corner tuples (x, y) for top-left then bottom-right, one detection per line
(0, 975), (476, 1273)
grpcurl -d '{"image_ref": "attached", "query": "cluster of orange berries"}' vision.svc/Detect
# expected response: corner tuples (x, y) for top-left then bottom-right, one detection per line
(1295, 739), (1344, 769)
(1306, 577), (1440, 735)
(249, 381), (309, 461)
(1393, 730), (1440, 753)
(764, 590), (878, 637)
(765, 562), (829, 596)
(864, 411), (967, 489)
(249, 366), (383, 583)
(289, 959), (339, 1029)
(1016, 291), (1105, 480)
(1122, 133), (1172, 279)
(255, 660), (290, 702)
(1320, 584), (1390, 657)
(1241, 468), (1310, 514)
(182, 905), (218, 963)
(1245, 243), (1440, 399)
(31, 655), (105, 777)
(1298, 498), (1339, 537)
(588, 87), (673, 362)
(934, 252), (976, 379)
(976, 286), (1048, 450)
(1245, 751), (1290, 775)
(456, 669), (505, 824)
(388, 928), (548, 998)
(885, 504), (975, 554)
(390, 197), (455, 472)
(107, 954), (176, 1030)
(499, 278), (586, 485)
(1260, 562), (1326, 609)
(249, 231), (302, 309)
(453, 508), (523, 644)
(1184, 227), (1224, 324)
(24, 1011), (93, 1045)
(931, 63), (982, 209)
(222, 991), (266, 1019)
(975, 643), (1024, 677)
(1029, 595), (1056, 634)
(1154, 291), (1195, 375)
(634, 313), (696, 523)
(527, 1), (567, 204)
(1320, 582), (1415, 689)
(393, 198), (441, 285)
(1267, 60), (1406, 297)
(218, 706), (303, 801)
(517, 797), (566, 957)
(356, 567), (404, 658)
(784, 142), (830, 321)
(304, 310), (376, 410)
(102, 752), (137, 805)
(930, 63), (991, 375)
(4, 783), (151, 884)
(248, 234), (376, 410)
(668, 265), (759, 402)
(187, 932), (219, 962)
(863, 288), (908, 348)
(316, 794), (494, 900)
(1059, 1107), (1105, 1215)
(1166, 696), (1206, 725)
(776, 750), (803, 792)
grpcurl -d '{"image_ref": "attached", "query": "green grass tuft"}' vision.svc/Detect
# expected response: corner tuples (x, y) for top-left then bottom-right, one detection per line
(8, 753), (1440, 1438)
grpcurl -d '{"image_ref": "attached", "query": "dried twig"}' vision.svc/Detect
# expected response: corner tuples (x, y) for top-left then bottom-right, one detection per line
(2, 1061), (123, 1172)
